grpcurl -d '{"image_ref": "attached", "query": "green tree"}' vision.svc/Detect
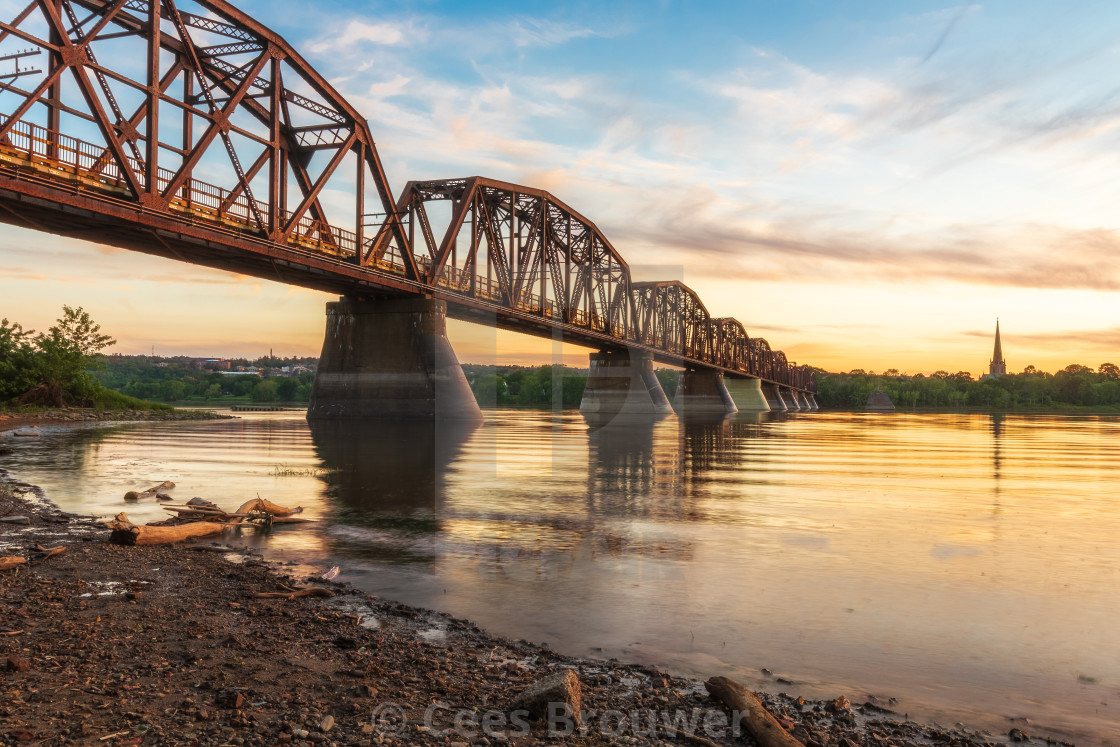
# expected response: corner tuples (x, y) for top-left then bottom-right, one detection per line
(276, 377), (299, 401)
(252, 380), (278, 401)
(25, 306), (116, 406)
(231, 377), (257, 397)
(0, 318), (37, 401)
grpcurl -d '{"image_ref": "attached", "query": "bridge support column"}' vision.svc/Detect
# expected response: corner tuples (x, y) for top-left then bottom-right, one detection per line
(674, 369), (738, 415)
(806, 393), (820, 411)
(580, 348), (673, 420)
(785, 388), (803, 411)
(761, 383), (788, 412)
(723, 378), (770, 412)
(307, 296), (483, 422)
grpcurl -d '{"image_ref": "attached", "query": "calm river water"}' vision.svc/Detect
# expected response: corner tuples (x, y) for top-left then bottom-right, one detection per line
(2, 409), (1118, 744)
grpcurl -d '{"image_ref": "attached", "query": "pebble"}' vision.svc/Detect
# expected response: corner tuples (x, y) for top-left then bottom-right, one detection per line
(0, 516), (30, 524)
(318, 715), (334, 732)
(6, 656), (30, 672)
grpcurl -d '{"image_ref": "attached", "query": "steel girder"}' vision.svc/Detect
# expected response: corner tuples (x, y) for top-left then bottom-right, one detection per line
(397, 178), (816, 391)
(0, 0), (409, 269)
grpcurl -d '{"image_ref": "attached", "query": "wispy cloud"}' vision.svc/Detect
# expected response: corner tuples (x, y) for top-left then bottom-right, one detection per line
(307, 19), (424, 54)
(508, 18), (598, 48)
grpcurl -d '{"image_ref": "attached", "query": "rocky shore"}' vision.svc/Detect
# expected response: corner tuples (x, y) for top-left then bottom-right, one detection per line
(0, 443), (1066, 746)
(0, 407), (233, 431)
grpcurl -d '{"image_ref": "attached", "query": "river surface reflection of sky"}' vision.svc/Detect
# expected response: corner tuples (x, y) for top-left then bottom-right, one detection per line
(3, 410), (1118, 744)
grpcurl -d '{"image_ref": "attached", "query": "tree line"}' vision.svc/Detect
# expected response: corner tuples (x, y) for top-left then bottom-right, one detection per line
(815, 364), (1120, 410)
(10, 307), (1113, 413)
(96, 356), (316, 404)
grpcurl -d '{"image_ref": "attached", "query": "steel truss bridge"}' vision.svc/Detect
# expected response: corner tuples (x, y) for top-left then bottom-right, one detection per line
(0, 0), (814, 393)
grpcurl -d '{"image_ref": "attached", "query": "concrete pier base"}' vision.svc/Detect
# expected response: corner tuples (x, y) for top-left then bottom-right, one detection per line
(307, 296), (483, 421)
(674, 369), (738, 415)
(866, 390), (896, 411)
(579, 348), (673, 421)
(761, 383), (789, 412)
(785, 388), (803, 411)
(723, 377), (770, 412)
(806, 393), (820, 411)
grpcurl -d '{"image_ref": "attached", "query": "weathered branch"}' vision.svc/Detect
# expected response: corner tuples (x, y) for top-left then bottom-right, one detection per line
(253, 587), (333, 600)
(0, 556), (28, 571)
(106, 512), (227, 545)
(704, 676), (805, 747)
(124, 480), (175, 501)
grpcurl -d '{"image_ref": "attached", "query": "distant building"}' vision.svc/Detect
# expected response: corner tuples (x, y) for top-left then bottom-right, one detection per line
(983, 320), (1007, 379)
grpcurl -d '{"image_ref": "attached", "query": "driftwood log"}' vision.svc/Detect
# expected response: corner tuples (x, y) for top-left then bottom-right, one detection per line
(107, 512), (228, 545)
(108, 498), (304, 545)
(0, 556), (27, 571)
(33, 544), (65, 561)
(124, 481), (175, 501)
(234, 497), (301, 518)
(253, 587), (333, 600)
(705, 676), (805, 747)
(162, 498), (307, 524)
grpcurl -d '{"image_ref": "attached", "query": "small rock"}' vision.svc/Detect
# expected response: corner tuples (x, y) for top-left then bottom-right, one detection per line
(292, 728), (309, 738)
(509, 669), (582, 727)
(827, 695), (851, 713)
(6, 656), (30, 672)
(319, 715), (334, 732)
(1009, 728), (1029, 742)
(0, 516), (30, 524)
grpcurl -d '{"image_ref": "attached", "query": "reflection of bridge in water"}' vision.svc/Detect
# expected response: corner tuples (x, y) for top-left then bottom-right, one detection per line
(0, 0), (818, 420)
(309, 412), (777, 569)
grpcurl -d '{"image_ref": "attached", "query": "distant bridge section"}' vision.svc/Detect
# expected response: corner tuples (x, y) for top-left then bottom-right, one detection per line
(0, 0), (816, 419)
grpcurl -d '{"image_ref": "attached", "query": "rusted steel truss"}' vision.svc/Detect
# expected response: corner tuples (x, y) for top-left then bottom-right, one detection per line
(0, 0), (814, 392)
(390, 178), (814, 390)
(0, 0), (409, 267)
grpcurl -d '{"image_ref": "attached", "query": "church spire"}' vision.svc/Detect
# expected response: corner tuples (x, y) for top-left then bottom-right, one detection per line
(989, 319), (1006, 377)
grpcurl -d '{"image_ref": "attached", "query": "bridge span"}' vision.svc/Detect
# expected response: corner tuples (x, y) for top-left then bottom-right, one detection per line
(0, 0), (817, 420)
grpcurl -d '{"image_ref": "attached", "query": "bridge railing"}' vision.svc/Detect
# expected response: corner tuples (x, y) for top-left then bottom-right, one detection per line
(0, 115), (366, 259)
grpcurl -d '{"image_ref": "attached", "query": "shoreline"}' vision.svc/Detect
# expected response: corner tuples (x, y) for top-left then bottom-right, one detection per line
(0, 424), (1072, 746)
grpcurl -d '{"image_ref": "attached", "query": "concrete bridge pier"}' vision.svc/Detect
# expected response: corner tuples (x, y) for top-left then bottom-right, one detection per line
(674, 369), (738, 415)
(805, 393), (820, 411)
(785, 388), (803, 411)
(307, 296), (483, 422)
(723, 377), (771, 412)
(580, 348), (673, 421)
(761, 383), (789, 412)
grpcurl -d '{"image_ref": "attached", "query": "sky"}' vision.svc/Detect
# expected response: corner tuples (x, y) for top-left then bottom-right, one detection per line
(2, 0), (1120, 375)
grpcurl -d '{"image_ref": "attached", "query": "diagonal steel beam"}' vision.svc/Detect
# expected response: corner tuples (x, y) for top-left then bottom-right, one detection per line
(281, 130), (357, 238)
